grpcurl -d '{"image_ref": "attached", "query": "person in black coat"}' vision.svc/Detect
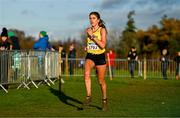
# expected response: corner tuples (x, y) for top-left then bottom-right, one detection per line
(160, 49), (169, 80)
(8, 31), (20, 50)
(0, 27), (12, 89)
(174, 51), (180, 80)
(59, 45), (66, 75)
(68, 43), (76, 76)
(8, 31), (21, 81)
(0, 28), (12, 50)
(127, 47), (138, 78)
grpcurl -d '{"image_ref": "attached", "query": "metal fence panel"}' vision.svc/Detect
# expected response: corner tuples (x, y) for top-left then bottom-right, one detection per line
(61, 58), (178, 80)
(1, 50), (179, 93)
(0, 50), (61, 93)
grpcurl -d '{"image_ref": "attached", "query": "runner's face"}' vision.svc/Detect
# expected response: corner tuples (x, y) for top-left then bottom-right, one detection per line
(89, 14), (99, 27)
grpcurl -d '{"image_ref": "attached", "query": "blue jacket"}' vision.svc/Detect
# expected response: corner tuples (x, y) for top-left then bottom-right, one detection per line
(33, 35), (51, 51)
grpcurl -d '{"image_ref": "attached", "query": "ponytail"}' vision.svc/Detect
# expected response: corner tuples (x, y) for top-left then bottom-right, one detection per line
(99, 19), (107, 33)
(99, 19), (105, 28)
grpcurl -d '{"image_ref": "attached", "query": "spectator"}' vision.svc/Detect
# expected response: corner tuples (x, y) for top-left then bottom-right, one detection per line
(127, 47), (138, 78)
(59, 44), (66, 75)
(68, 43), (76, 76)
(33, 31), (52, 51)
(107, 49), (116, 77)
(160, 49), (169, 80)
(0, 27), (12, 89)
(8, 31), (20, 50)
(0, 28), (12, 50)
(174, 51), (180, 80)
(33, 31), (53, 74)
(8, 31), (21, 81)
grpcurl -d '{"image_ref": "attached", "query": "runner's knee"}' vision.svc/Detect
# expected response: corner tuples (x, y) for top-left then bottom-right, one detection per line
(84, 71), (90, 79)
(98, 79), (105, 85)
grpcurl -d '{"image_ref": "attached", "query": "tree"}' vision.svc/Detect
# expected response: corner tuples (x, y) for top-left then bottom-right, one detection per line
(159, 15), (180, 56)
(120, 10), (139, 58)
(106, 29), (121, 57)
(125, 10), (136, 32)
(136, 15), (180, 58)
(8, 29), (35, 49)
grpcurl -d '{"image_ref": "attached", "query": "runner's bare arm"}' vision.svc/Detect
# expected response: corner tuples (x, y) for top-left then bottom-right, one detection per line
(91, 28), (106, 49)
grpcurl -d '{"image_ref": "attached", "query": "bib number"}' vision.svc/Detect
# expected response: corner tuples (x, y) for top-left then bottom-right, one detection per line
(88, 43), (99, 50)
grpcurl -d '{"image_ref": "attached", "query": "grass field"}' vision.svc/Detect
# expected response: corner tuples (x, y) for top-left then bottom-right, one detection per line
(0, 77), (180, 117)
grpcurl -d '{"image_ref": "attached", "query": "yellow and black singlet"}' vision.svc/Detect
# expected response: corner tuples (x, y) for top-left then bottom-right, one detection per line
(86, 27), (105, 55)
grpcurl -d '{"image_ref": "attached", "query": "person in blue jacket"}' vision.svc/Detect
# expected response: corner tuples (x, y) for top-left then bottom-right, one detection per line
(33, 31), (53, 73)
(33, 31), (52, 51)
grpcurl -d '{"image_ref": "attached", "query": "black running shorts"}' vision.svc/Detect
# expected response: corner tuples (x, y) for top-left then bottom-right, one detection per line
(85, 53), (106, 66)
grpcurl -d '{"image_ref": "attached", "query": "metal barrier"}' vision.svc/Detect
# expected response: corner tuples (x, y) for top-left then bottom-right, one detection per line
(62, 58), (141, 78)
(145, 59), (178, 79)
(1, 50), (179, 93)
(62, 58), (179, 80)
(0, 50), (61, 93)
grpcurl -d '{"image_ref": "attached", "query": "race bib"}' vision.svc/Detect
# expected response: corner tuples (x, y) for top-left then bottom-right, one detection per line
(88, 43), (99, 50)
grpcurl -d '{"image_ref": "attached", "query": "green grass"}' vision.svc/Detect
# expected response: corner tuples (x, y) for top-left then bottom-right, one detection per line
(0, 77), (180, 117)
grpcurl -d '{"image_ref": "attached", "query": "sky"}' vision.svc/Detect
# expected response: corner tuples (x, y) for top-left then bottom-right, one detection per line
(0, 0), (180, 41)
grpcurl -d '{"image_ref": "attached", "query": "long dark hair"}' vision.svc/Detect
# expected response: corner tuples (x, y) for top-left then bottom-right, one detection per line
(89, 12), (107, 32)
